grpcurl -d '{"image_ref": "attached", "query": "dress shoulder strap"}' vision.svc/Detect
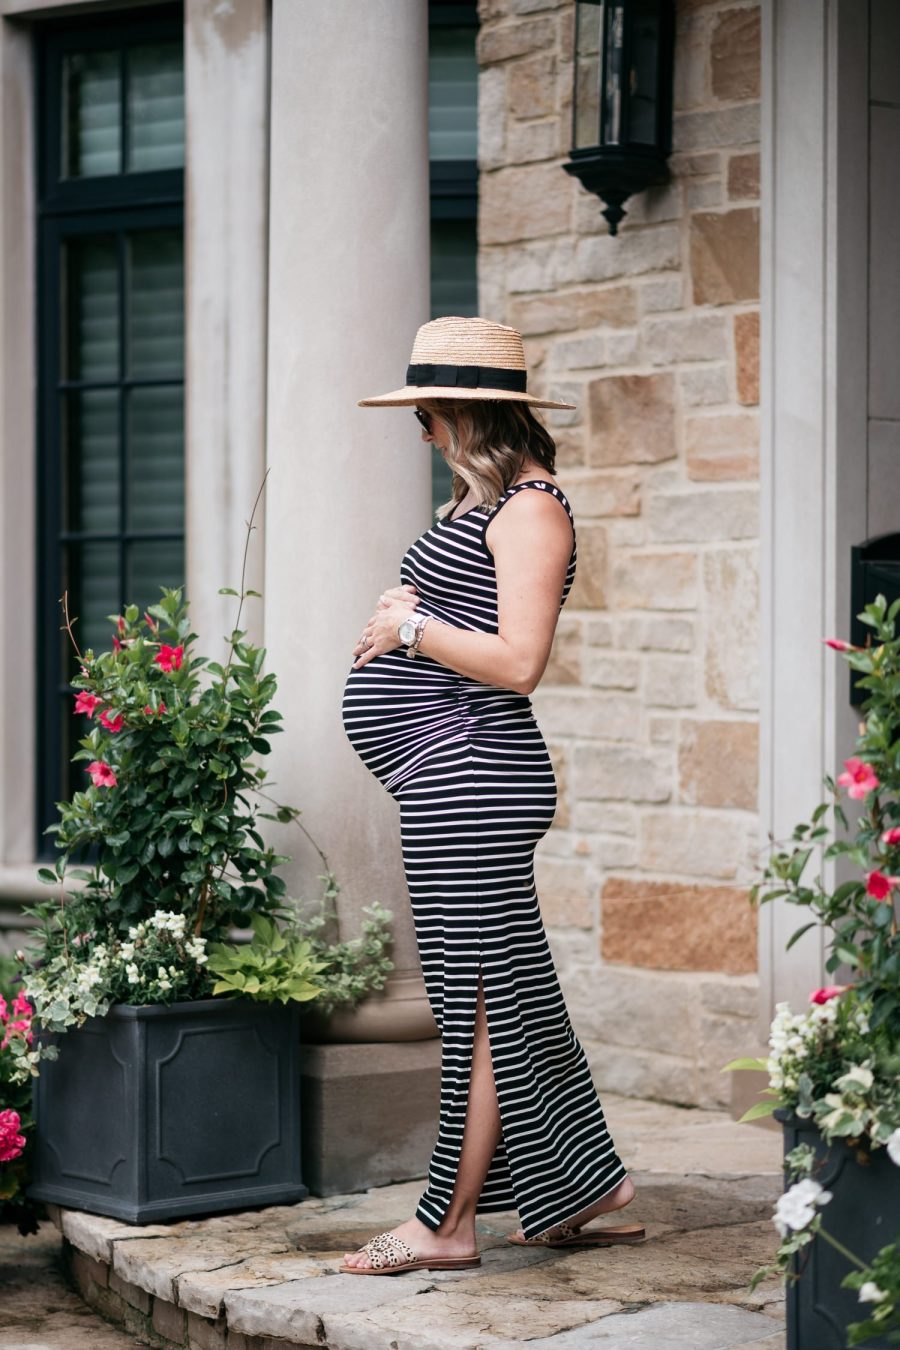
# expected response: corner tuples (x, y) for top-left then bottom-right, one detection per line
(489, 479), (574, 523)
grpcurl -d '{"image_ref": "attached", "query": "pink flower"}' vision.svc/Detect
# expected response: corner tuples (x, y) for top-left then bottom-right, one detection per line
(144, 610), (158, 631)
(87, 760), (117, 788)
(73, 691), (102, 719)
(143, 701), (167, 717)
(0, 995), (6, 1021)
(0, 1109), (25, 1163)
(824, 638), (854, 652)
(881, 827), (900, 847)
(837, 758), (880, 799)
(99, 709), (124, 733)
(116, 615), (126, 635)
(865, 869), (900, 901)
(155, 644), (184, 673)
(809, 985), (846, 1005)
(112, 636), (122, 652)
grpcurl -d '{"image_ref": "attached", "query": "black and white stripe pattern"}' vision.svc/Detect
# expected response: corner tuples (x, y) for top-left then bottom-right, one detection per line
(342, 480), (628, 1239)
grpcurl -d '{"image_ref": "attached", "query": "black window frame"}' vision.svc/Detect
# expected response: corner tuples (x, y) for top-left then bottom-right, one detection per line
(35, 5), (185, 856)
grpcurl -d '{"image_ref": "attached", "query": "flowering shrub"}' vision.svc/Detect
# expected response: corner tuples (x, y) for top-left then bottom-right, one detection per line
(0, 956), (39, 1233)
(727, 593), (900, 1344)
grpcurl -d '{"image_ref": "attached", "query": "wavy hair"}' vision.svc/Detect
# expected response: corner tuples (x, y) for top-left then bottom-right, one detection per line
(418, 399), (558, 520)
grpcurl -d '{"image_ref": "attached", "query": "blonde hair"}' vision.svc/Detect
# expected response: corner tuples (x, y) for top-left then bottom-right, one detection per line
(418, 400), (558, 520)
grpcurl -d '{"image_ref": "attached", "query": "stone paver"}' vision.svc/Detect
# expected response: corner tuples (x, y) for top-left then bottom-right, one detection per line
(0, 1094), (786, 1349)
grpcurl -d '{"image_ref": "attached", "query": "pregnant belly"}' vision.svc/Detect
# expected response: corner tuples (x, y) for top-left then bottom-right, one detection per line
(342, 649), (535, 794)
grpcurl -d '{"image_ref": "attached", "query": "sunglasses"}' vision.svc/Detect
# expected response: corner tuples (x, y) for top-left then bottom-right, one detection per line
(413, 408), (432, 433)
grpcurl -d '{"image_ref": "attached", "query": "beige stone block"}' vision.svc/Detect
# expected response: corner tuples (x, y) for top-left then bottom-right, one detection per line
(640, 274), (685, 314)
(584, 650), (641, 689)
(686, 177), (725, 209)
(703, 547), (760, 712)
(593, 833), (639, 868)
(610, 551), (699, 611)
(153, 1297), (187, 1343)
(573, 223), (681, 283)
(546, 740), (570, 829)
(686, 411), (759, 480)
(639, 808), (747, 881)
(544, 614), (582, 684)
(605, 331), (641, 366)
(619, 181), (685, 226)
(568, 522), (608, 607)
(588, 372), (677, 466)
(671, 150), (723, 177)
(477, 15), (558, 65)
(564, 468), (641, 517)
(711, 6), (761, 102)
(585, 616), (614, 646)
(678, 718), (759, 810)
(674, 103), (760, 153)
(680, 365), (731, 407)
(481, 162), (572, 244)
(674, 13), (710, 111)
(614, 615), (695, 652)
(532, 689), (640, 740)
(643, 312), (729, 366)
(644, 653), (698, 707)
(109, 1269), (150, 1314)
(691, 208), (760, 305)
(728, 150), (760, 200)
(573, 801), (638, 835)
(565, 964), (701, 1057)
(585, 1040), (699, 1106)
(579, 285), (639, 328)
(508, 50), (557, 117)
(697, 1008), (762, 1109)
(646, 485), (758, 543)
(478, 65), (508, 169)
(735, 309), (760, 405)
(574, 743), (673, 804)
(507, 117), (560, 164)
(510, 291), (580, 336)
(600, 877), (757, 973)
(699, 972), (760, 1020)
(649, 715), (677, 743)
(506, 236), (575, 292)
(554, 427), (586, 467)
(552, 332), (607, 370)
(535, 856), (596, 928)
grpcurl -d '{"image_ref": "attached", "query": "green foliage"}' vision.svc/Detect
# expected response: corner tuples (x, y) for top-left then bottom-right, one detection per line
(0, 955), (41, 1234)
(752, 593), (900, 1038)
(206, 915), (328, 1005)
(843, 1244), (900, 1345)
(287, 877), (394, 1016)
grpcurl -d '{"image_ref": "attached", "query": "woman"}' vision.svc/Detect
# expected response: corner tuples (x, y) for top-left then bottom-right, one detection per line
(340, 317), (643, 1275)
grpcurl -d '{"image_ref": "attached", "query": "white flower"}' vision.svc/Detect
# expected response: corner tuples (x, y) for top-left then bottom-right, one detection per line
(773, 1178), (832, 1237)
(125, 962), (140, 984)
(887, 1128), (900, 1166)
(119, 942), (135, 961)
(859, 1282), (889, 1305)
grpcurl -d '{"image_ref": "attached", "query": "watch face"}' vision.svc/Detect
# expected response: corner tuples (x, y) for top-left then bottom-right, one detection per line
(398, 618), (417, 644)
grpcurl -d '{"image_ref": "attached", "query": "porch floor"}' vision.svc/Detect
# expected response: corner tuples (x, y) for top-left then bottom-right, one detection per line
(0, 1092), (787, 1350)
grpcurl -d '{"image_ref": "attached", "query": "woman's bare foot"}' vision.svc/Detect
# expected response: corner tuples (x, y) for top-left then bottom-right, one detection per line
(341, 1215), (478, 1270)
(509, 1173), (636, 1243)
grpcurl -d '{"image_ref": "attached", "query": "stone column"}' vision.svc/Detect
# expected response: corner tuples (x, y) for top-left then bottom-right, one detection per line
(184, 0), (269, 658)
(264, 0), (433, 1016)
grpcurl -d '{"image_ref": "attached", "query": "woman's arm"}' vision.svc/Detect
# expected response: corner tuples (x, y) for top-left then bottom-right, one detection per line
(352, 491), (573, 695)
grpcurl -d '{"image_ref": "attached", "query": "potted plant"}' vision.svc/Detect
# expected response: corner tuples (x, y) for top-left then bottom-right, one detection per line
(726, 593), (900, 1348)
(7, 544), (340, 1223)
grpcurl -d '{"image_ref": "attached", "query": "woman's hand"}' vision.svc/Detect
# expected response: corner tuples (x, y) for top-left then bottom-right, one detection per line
(351, 585), (420, 668)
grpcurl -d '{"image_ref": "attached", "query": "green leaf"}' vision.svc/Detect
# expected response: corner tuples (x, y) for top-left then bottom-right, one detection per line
(738, 1099), (778, 1123)
(37, 867), (58, 884)
(218, 587), (239, 596)
(722, 1056), (769, 1073)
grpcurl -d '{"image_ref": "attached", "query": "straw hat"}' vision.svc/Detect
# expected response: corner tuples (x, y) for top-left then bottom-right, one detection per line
(357, 315), (576, 410)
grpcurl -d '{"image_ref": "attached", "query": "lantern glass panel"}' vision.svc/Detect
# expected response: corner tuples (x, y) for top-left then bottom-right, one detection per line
(630, 0), (660, 145)
(573, 1), (603, 151)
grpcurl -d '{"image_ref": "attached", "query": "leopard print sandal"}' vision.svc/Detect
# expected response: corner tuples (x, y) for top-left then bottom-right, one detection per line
(507, 1220), (646, 1248)
(340, 1229), (482, 1275)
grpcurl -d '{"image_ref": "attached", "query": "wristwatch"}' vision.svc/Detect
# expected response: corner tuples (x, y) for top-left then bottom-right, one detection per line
(397, 613), (433, 659)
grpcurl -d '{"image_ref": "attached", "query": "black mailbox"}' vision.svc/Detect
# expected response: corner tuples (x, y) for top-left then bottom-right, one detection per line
(849, 534), (900, 707)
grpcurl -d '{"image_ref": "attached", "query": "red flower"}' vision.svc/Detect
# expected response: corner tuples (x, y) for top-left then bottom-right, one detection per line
(865, 869), (900, 901)
(144, 610), (158, 631)
(99, 710), (124, 733)
(87, 760), (117, 788)
(73, 691), (102, 719)
(881, 827), (900, 847)
(143, 701), (167, 717)
(0, 1109), (25, 1163)
(837, 758), (880, 800)
(809, 985), (846, 1004)
(823, 637), (854, 652)
(116, 615), (126, 634)
(112, 636), (122, 652)
(155, 644), (184, 673)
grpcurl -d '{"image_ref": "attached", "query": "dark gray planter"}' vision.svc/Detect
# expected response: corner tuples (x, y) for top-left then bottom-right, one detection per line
(777, 1108), (900, 1350)
(28, 996), (308, 1223)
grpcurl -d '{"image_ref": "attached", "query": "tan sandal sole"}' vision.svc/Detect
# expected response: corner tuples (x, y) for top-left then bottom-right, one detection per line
(507, 1223), (646, 1249)
(340, 1255), (482, 1276)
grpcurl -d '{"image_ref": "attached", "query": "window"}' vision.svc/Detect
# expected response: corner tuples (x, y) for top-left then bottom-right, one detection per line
(36, 7), (185, 852)
(428, 2), (479, 515)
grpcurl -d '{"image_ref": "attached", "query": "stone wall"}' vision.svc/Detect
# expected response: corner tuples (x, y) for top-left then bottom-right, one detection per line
(477, 0), (762, 1108)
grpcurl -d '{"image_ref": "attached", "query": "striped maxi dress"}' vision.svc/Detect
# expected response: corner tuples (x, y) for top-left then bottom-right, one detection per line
(341, 479), (628, 1240)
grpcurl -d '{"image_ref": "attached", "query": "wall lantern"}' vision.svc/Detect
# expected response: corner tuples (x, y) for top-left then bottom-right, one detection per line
(563, 0), (676, 236)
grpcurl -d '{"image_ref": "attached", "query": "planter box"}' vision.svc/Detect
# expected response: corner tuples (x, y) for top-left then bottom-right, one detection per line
(778, 1108), (900, 1350)
(28, 997), (308, 1223)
